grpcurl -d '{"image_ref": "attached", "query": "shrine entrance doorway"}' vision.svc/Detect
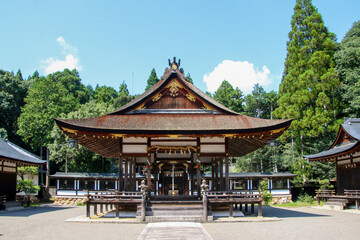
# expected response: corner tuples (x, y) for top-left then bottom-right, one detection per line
(158, 163), (189, 196)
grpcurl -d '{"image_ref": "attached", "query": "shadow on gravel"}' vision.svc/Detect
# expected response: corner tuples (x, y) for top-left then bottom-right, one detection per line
(263, 206), (329, 218)
(0, 205), (75, 217)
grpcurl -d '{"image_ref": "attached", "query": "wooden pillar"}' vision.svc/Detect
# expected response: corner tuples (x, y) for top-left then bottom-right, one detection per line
(115, 203), (119, 219)
(215, 160), (219, 191)
(86, 202), (90, 218)
(245, 203), (248, 212)
(225, 156), (229, 191)
(190, 165), (194, 195)
(147, 166), (151, 199)
(129, 159), (133, 191)
(154, 164), (158, 195)
(147, 139), (152, 198)
(124, 159), (128, 191)
(211, 159), (215, 191)
(94, 204), (97, 216)
(133, 160), (136, 191)
(220, 159), (224, 191)
(197, 162), (201, 197)
(118, 156), (123, 191)
(251, 203), (254, 214)
(229, 203), (233, 217)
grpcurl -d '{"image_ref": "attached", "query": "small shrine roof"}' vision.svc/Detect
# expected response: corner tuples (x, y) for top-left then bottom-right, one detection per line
(305, 118), (360, 161)
(0, 138), (45, 165)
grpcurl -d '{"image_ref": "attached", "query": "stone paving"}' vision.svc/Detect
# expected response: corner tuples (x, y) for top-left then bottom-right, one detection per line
(137, 222), (213, 240)
(1, 204), (360, 240)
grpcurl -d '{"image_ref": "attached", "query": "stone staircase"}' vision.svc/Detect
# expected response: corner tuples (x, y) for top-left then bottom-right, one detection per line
(137, 197), (210, 222)
(323, 198), (349, 210)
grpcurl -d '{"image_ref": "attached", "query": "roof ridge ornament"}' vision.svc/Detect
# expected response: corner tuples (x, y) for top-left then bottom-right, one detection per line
(162, 57), (184, 79)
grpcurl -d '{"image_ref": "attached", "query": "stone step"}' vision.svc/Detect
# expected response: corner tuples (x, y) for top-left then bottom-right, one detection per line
(149, 200), (202, 205)
(146, 211), (203, 216)
(145, 215), (205, 222)
(325, 202), (347, 206)
(146, 205), (203, 210)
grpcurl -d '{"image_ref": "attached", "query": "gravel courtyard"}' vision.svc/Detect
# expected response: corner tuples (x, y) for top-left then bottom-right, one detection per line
(1, 205), (360, 240)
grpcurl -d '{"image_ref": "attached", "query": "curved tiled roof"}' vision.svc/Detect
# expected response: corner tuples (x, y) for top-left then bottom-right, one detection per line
(305, 118), (360, 161)
(56, 114), (291, 134)
(0, 138), (45, 165)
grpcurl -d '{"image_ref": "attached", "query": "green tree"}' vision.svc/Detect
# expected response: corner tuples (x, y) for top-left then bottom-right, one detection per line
(119, 81), (130, 97)
(48, 101), (116, 173)
(145, 68), (160, 90)
(50, 69), (92, 104)
(274, 0), (340, 145)
(185, 73), (193, 84)
(259, 180), (273, 204)
(213, 80), (245, 113)
(17, 166), (38, 180)
(0, 70), (28, 145)
(335, 20), (360, 117)
(17, 74), (80, 155)
(94, 84), (118, 104)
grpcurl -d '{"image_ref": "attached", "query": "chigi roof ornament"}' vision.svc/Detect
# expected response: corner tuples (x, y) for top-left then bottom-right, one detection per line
(163, 57), (184, 78)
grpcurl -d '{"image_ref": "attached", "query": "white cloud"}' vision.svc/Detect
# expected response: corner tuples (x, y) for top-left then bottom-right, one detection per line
(42, 36), (82, 75)
(56, 36), (78, 55)
(203, 60), (271, 95)
(44, 54), (82, 75)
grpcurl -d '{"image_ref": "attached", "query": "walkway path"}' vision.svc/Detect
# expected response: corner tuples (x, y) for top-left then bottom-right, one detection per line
(137, 222), (213, 240)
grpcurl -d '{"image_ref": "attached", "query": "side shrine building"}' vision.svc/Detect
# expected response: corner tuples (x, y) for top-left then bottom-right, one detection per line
(55, 58), (292, 200)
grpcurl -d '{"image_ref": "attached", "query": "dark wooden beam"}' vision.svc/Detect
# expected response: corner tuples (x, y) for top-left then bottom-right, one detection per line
(220, 158), (224, 191)
(118, 156), (123, 191)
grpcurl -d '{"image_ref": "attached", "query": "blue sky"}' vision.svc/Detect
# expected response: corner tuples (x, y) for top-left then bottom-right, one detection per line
(1, 0), (359, 95)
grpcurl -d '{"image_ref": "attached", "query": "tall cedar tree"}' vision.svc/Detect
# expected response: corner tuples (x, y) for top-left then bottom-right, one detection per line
(145, 68), (160, 90)
(274, 0), (339, 143)
(335, 20), (360, 117)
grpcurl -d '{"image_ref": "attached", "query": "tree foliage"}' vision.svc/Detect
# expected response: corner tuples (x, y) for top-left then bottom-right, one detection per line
(0, 70), (28, 145)
(17, 70), (84, 153)
(213, 80), (245, 113)
(17, 179), (40, 195)
(17, 166), (38, 180)
(245, 84), (278, 119)
(48, 101), (116, 173)
(94, 84), (118, 104)
(335, 20), (360, 117)
(274, 0), (340, 140)
(145, 68), (160, 90)
(185, 73), (193, 84)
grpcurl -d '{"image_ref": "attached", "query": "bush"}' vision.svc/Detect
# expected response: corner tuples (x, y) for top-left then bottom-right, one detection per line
(259, 180), (273, 204)
(318, 179), (334, 190)
(297, 193), (314, 204)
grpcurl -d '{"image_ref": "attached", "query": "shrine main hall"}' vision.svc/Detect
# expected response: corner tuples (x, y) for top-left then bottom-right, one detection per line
(55, 58), (292, 220)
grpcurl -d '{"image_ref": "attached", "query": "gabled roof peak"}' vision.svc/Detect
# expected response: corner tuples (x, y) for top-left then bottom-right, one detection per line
(162, 57), (185, 80)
